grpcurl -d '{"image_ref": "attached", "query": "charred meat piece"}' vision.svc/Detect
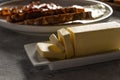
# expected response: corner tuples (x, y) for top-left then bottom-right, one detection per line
(6, 7), (84, 23)
(0, 2), (62, 18)
(16, 12), (92, 25)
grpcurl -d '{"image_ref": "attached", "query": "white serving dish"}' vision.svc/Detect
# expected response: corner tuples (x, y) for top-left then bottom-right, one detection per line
(24, 43), (120, 70)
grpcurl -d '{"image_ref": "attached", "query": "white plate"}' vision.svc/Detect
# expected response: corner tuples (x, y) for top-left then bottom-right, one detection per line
(24, 43), (120, 70)
(0, 0), (113, 34)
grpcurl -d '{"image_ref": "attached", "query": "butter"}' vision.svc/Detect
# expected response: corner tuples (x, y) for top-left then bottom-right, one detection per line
(36, 21), (120, 60)
(67, 22), (120, 57)
(36, 42), (65, 60)
(48, 44), (63, 53)
(57, 28), (74, 58)
(49, 34), (65, 52)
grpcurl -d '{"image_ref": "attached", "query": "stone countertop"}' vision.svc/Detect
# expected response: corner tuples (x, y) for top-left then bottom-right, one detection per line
(0, 3), (120, 80)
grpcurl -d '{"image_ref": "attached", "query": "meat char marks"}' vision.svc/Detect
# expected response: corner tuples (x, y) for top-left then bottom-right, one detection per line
(0, 1), (92, 25)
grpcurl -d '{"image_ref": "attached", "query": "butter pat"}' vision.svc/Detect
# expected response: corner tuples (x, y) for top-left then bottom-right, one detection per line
(36, 42), (65, 60)
(67, 22), (120, 57)
(57, 28), (74, 58)
(49, 34), (65, 52)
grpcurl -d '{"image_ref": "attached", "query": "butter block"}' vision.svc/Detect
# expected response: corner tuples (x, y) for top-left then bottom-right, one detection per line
(67, 22), (120, 57)
(57, 28), (74, 58)
(36, 42), (65, 60)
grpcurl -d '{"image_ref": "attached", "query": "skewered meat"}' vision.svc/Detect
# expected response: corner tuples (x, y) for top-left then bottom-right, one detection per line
(17, 12), (92, 25)
(6, 7), (85, 23)
(0, 1), (92, 25)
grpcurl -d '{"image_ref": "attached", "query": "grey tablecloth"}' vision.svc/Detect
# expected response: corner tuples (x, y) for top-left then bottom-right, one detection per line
(0, 2), (120, 80)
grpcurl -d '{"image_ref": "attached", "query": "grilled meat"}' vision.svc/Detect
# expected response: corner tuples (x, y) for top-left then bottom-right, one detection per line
(17, 12), (92, 25)
(0, 1), (92, 25)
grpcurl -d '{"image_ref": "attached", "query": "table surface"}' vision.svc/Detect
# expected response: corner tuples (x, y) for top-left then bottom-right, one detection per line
(0, 1), (120, 80)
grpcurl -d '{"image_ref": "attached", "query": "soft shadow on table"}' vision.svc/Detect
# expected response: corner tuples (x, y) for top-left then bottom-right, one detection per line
(0, 27), (52, 80)
(0, 27), (50, 57)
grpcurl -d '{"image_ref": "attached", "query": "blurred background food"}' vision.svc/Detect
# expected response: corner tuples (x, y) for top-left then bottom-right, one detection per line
(100, 0), (120, 10)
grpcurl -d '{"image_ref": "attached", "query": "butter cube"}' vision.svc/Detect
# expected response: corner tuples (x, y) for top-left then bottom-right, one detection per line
(36, 42), (65, 60)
